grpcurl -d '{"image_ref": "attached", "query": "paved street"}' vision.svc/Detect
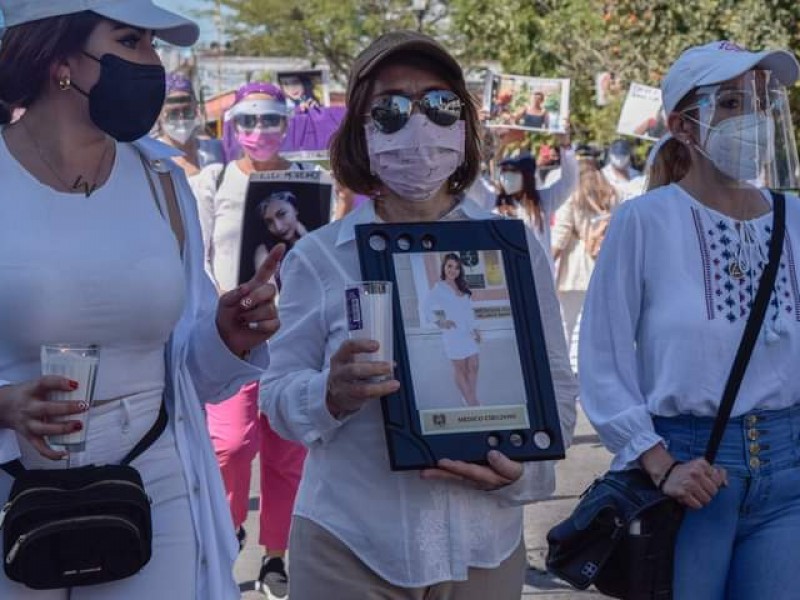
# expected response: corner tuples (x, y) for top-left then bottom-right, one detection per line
(235, 408), (611, 599)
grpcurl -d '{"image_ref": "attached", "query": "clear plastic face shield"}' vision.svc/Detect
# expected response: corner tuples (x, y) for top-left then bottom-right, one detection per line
(679, 70), (799, 189)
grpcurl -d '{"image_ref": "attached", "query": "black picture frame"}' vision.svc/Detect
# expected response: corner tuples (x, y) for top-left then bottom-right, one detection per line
(355, 219), (565, 471)
(238, 170), (333, 285)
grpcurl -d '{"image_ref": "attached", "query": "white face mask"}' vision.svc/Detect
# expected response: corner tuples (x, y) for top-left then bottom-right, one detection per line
(698, 113), (774, 181)
(499, 171), (523, 195)
(365, 114), (466, 203)
(609, 154), (630, 170)
(163, 118), (198, 145)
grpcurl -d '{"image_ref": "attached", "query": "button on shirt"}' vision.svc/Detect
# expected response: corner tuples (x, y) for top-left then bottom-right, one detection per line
(260, 198), (577, 587)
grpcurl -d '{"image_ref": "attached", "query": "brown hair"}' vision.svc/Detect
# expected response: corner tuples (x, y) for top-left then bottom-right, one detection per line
(440, 253), (471, 296)
(330, 50), (481, 197)
(645, 95), (698, 191)
(574, 158), (617, 214)
(0, 12), (104, 124)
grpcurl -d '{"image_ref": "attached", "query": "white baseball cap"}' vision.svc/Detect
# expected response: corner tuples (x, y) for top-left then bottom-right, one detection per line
(661, 40), (800, 115)
(0, 0), (199, 47)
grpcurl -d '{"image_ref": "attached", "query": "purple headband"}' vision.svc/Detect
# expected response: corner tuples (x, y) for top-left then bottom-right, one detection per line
(234, 81), (287, 105)
(166, 72), (194, 96)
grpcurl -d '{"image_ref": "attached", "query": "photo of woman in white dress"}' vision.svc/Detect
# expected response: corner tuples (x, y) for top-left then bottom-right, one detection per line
(424, 253), (482, 406)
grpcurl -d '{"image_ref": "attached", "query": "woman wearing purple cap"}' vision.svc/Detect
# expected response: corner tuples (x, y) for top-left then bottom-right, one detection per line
(0, 2), (283, 599)
(581, 41), (800, 597)
(199, 81), (311, 597)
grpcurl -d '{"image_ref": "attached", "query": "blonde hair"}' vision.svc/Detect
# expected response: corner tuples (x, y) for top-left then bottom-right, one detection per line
(575, 158), (617, 214)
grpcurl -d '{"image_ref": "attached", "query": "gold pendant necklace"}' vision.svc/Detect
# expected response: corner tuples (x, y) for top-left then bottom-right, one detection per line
(21, 119), (111, 197)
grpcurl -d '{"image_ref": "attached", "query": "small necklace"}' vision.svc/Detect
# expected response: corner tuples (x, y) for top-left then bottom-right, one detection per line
(21, 119), (112, 197)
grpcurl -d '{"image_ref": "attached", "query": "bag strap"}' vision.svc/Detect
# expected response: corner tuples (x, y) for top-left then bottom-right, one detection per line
(120, 399), (168, 466)
(705, 191), (786, 463)
(139, 154), (186, 257)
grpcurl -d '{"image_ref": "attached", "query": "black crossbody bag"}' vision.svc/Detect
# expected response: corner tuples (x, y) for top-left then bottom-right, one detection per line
(0, 405), (167, 589)
(0, 152), (185, 590)
(546, 191), (786, 599)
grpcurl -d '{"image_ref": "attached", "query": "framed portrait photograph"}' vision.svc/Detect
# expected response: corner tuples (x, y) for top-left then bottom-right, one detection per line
(275, 68), (331, 113)
(355, 219), (565, 470)
(483, 72), (571, 134)
(616, 82), (666, 141)
(237, 170), (333, 285)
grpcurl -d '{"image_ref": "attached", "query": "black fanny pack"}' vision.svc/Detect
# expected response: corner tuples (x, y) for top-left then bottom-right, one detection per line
(0, 401), (167, 590)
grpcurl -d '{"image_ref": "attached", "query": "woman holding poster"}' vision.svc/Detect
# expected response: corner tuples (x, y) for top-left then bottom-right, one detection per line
(200, 82), (312, 597)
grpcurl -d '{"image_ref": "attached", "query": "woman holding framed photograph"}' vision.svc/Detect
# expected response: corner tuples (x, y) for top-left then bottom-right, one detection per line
(261, 30), (577, 599)
(424, 253), (482, 407)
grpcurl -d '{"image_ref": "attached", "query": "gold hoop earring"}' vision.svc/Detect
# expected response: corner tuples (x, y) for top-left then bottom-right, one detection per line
(58, 75), (71, 91)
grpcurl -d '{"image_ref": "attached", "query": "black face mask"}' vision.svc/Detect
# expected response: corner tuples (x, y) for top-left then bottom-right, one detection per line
(73, 53), (166, 142)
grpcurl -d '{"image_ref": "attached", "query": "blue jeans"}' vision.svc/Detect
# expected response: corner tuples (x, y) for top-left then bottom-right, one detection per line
(654, 406), (800, 600)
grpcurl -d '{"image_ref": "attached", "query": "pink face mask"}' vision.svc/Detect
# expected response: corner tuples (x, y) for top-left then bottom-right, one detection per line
(365, 114), (466, 202)
(237, 129), (283, 162)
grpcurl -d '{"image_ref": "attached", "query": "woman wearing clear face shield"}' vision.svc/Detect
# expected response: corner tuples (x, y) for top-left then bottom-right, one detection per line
(261, 31), (577, 599)
(580, 41), (800, 598)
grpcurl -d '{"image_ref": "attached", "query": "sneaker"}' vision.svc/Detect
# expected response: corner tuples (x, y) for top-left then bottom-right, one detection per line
(236, 526), (247, 553)
(255, 556), (288, 598)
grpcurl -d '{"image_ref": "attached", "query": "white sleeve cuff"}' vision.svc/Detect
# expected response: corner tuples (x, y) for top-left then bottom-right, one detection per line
(303, 368), (348, 445)
(611, 432), (665, 471)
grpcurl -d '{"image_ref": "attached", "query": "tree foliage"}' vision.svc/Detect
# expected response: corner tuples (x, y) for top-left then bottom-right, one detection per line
(217, 0), (800, 144)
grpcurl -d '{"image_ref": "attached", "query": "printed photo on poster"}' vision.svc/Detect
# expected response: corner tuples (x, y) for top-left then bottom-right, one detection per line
(616, 82), (667, 141)
(483, 73), (570, 133)
(595, 71), (622, 107)
(237, 170), (333, 285)
(276, 69), (331, 113)
(393, 250), (531, 436)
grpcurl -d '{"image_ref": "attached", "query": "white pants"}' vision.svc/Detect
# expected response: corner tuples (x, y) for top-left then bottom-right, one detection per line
(558, 290), (586, 374)
(0, 397), (196, 599)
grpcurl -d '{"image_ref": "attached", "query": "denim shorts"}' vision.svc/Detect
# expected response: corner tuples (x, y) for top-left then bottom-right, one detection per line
(654, 405), (800, 600)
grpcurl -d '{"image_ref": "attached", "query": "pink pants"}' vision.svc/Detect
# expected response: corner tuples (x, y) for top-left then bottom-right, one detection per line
(206, 381), (306, 550)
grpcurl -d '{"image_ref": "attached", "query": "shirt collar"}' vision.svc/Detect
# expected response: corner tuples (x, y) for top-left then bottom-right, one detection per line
(335, 196), (493, 247)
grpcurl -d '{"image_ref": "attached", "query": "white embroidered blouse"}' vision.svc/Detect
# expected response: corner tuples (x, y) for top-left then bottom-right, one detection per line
(579, 184), (800, 471)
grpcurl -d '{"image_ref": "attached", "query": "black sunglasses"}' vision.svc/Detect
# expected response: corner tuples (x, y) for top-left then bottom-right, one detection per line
(233, 113), (284, 132)
(368, 90), (463, 134)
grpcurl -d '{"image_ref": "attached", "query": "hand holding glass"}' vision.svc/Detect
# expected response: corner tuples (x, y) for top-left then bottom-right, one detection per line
(40, 344), (99, 451)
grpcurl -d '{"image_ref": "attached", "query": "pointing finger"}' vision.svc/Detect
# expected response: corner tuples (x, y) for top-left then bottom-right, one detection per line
(251, 244), (286, 286)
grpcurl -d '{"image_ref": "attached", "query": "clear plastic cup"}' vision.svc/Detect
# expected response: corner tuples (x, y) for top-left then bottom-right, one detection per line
(40, 344), (99, 451)
(345, 281), (393, 379)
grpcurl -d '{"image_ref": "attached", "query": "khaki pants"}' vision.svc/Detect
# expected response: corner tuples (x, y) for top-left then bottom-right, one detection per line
(289, 516), (527, 600)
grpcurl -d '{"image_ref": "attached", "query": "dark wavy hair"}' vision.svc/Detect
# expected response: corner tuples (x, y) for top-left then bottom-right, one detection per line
(0, 11), (104, 124)
(440, 253), (471, 296)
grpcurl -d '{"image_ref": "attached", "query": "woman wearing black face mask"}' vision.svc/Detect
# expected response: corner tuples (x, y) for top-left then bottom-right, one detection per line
(261, 31), (577, 599)
(0, 2), (283, 598)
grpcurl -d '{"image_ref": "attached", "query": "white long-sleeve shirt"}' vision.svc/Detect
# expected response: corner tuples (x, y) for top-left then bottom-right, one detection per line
(579, 184), (800, 471)
(260, 197), (577, 587)
(0, 137), (266, 600)
(468, 149), (578, 272)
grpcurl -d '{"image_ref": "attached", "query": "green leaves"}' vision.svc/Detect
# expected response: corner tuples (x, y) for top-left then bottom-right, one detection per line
(217, 0), (800, 144)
